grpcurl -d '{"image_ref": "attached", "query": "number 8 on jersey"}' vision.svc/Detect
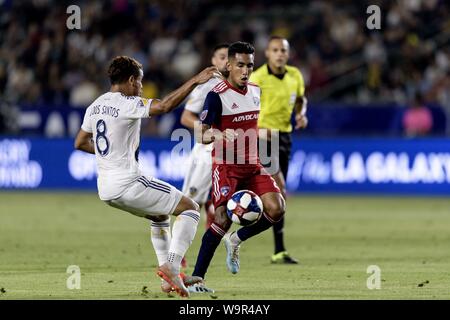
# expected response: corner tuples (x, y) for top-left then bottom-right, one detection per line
(96, 119), (110, 156)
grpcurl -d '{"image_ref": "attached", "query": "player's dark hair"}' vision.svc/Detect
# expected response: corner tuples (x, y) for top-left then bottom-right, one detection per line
(228, 41), (255, 59)
(107, 56), (142, 85)
(213, 43), (229, 54)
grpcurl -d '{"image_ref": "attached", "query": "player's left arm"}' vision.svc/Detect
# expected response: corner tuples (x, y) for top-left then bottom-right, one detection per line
(74, 129), (95, 154)
(294, 69), (308, 130)
(196, 91), (236, 144)
(149, 66), (218, 116)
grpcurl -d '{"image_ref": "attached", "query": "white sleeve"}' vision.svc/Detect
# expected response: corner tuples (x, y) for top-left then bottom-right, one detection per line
(124, 97), (152, 119)
(184, 84), (208, 114)
(81, 107), (93, 133)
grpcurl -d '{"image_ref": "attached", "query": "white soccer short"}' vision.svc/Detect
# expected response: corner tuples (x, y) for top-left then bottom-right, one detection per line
(182, 143), (213, 205)
(105, 176), (183, 217)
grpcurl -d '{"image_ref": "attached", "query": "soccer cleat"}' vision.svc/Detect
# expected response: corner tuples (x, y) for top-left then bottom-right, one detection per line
(160, 272), (203, 293)
(180, 273), (203, 286)
(187, 281), (215, 294)
(161, 279), (173, 293)
(157, 263), (189, 297)
(223, 232), (240, 274)
(271, 251), (299, 264)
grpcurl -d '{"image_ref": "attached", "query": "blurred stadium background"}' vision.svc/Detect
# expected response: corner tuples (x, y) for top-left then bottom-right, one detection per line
(1, 0), (449, 194)
(1, 0), (450, 300)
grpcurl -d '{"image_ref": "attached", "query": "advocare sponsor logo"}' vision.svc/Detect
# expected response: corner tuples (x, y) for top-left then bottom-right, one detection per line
(0, 139), (42, 188)
(232, 114), (258, 122)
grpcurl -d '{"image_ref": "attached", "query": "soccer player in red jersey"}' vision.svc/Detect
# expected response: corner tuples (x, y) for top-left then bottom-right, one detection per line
(188, 42), (286, 293)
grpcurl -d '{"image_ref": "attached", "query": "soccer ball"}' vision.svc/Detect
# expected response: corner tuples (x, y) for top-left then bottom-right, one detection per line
(226, 190), (263, 226)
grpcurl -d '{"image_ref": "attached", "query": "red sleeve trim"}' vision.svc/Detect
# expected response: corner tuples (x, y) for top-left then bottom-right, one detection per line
(212, 81), (229, 94)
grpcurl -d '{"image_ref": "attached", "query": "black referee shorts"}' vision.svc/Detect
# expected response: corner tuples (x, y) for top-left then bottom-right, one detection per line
(259, 132), (292, 179)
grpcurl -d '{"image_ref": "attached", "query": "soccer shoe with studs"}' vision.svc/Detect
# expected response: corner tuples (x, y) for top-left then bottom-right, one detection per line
(161, 272), (202, 293)
(271, 251), (299, 264)
(187, 281), (215, 294)
(223, 232), (240, 274)
(157, 263), (189, 297)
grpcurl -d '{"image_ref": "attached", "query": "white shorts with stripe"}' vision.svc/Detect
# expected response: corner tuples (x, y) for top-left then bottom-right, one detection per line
(182, 143), (212, 205)
(104, 176), (183, 217)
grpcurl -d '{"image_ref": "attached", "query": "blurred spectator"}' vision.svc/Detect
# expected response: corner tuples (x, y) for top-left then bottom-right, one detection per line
(0, 0), (449, 135)
(307, 51), (329, 94)
(69, 80), (101, 107)
(402, 93), (434, 137)
(172, 40), (201, 81)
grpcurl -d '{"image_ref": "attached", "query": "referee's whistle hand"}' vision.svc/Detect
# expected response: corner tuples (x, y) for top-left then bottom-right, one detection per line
(295, 114), (308, 129)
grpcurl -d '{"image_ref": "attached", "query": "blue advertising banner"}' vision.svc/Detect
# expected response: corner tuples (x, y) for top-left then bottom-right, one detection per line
(16, 103), (448, 137)
(286, 138), (450, 195)
(1, 137), (449, 195)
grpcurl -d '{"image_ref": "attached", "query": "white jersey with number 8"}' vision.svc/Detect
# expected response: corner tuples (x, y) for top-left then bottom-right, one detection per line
(81, 92), (152, 200)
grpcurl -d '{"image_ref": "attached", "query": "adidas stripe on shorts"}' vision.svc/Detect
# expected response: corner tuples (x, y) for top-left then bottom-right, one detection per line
(105, 176), (183, 217)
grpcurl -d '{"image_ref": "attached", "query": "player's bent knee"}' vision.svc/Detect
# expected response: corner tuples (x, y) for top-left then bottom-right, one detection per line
(146, 214), (169, 222)
(213, 207), (232, 231)
(266, 206), (285, 221)
(188, 198), (200, 212)
(213, 218), (231, 232)
(173, 196), (200, 215)
(264, 198), (286, 221)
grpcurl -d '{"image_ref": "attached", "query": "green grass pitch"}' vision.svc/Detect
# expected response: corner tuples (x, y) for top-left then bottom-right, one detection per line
(1, 192), (449, 299)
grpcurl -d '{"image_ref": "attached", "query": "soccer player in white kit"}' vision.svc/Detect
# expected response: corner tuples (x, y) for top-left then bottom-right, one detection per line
(74, 56), (218, 298)
(181, 44), (229, 230)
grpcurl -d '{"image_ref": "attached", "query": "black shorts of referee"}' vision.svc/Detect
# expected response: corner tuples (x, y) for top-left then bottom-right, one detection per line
(258, 132), (292, 179)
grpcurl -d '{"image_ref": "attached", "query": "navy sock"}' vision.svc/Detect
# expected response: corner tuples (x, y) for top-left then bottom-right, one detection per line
(192, 226), (224, 279)
(236, 213), (274, 242)
(273, 216), (286, 254)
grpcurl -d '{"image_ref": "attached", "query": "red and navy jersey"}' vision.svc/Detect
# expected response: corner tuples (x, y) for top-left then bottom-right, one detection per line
(200, 80), (261, 165)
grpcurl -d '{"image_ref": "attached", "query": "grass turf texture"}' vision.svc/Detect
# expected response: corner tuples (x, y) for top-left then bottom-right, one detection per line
(0, 192), (449, 300)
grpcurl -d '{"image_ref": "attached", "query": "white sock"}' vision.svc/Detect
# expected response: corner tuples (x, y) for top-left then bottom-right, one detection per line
(150, 217), (171, 266)
(168, 210), (200, 273)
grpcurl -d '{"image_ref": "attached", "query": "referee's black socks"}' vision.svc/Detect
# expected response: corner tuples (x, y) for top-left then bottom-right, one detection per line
(273, 217), (286, 254)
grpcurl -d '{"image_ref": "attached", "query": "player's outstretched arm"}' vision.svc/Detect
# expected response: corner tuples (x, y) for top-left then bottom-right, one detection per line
(74, 129), (95, 154)
(148, 66), (219, 116)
